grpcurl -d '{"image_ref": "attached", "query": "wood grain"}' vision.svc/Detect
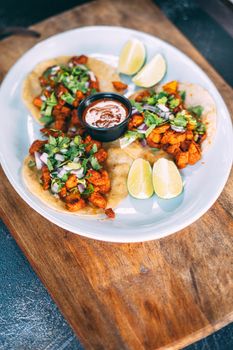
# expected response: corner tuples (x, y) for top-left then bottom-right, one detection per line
(0, 0), (233, 349)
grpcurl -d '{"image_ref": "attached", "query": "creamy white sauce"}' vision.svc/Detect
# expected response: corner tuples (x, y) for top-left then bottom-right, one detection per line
(85, 100), (127, 128)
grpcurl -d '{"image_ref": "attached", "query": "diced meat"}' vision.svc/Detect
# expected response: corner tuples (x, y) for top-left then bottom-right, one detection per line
(105, 208), (115, 219)
(175, 151), (189, 169)
(128, 114), (144, 130)
(65, 174), (78, 190)
(29, 140), (47, 155)
(88, 192), (107, 209)
(112, 81), (128, 91)
(65, 194), (86, 211)
(41, 165), (51, 190)
(71, 55), (88, 65)
(94, 148), (108, 163)
(188, 141), (201, 165)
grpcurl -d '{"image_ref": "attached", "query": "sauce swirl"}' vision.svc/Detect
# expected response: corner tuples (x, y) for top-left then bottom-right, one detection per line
(83, 98), (128, 128)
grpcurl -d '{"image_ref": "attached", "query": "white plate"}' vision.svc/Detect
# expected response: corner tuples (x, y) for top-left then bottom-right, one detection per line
(0, 26), (232, 242)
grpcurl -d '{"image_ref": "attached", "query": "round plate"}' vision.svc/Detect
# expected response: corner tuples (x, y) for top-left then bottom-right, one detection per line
(0, 26), (232, 242)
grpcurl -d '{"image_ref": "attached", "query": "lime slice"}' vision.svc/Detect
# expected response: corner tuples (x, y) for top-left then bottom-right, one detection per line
(152, 158), (183, 199)
(132, 53), (166, 87)
(127, 158), (154, 199)
(118, 38), (146, 75)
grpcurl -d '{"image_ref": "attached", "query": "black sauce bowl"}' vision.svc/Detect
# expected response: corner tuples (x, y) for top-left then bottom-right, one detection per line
(78, 92), (132, 142)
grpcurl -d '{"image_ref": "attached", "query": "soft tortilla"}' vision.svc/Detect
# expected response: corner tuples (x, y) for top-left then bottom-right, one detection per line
(22, 147), (133, 216)
(178, 82), (216, 151)
(22, 56), (121, 124)
(124, 82), (217, 161)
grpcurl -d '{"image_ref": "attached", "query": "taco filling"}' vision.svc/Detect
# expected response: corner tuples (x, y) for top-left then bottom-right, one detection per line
(31, 55), (100, 136)
(123, 81), (208, 169)
(25, 133), (117, 218)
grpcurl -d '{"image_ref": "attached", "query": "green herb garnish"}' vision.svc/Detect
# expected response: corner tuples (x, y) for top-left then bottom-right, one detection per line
(188, 105), (204, 118)
(90, 156), (102, 170)
(144, 110), (164, 127)
(171, 112), (188, 127)
(28, 160), (36, 168)
(130, 100), (143, 113)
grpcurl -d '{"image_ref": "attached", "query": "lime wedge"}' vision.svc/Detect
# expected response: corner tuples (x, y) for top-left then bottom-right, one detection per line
(127, 158), (154, 199)
(152, 158), (183, 199)
(118, 38), (146, 75)
(132, 53), (166, 87)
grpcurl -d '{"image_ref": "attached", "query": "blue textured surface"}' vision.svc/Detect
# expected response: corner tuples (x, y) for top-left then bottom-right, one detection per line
(0, 220), (84, 350)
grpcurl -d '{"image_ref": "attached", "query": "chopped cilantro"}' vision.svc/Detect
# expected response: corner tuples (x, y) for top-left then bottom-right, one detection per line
(171, 112), (188, 127)
(61, 92), (75, 105)
(146, 96), (156, 105)
(125, 130), (144, 140)
(28, 159), (36, 168)
(47, 158), (53, 171)
(39, 115), (54, 125)
(74, 135), (82, 146)
(90, 156), (102, 170)
(81, 158), (89, 173)
(144, 110), (164, 127)
(180, 90), (186, 102)
(130, 100), (143, 113)
(169, 98), (180, 109)
(196, 122), (206, 134)
(145, 124), (156, 137)
(83, 184), (94, 196)
(157, 91), (168, 100)
(46, 92), (57, 106)
(188, 105), (204, 118)
(157, 96), (167, 105)
(90, 144), (98, 155)
(48, 135), (56, 146)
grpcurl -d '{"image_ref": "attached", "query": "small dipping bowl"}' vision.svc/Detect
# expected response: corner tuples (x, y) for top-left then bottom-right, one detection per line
(78, 92), (132, 142)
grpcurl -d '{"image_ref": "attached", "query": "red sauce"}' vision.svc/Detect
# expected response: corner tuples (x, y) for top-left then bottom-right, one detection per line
(83, 98), (128, 128)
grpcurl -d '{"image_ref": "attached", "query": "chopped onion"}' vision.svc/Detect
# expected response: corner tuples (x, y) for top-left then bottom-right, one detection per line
(40, 95), (46, 102)
(171, 125), (185, 132)
(55, 154), (65, 162)
(78, 183), (85, 193)
(120, 136), (136, 149)
(140, 138), (147, 147)
(73, 157), (80, 163)
(40, 152), (48, 165)
(57, 168), (67, 178)
(69, 127), (77, 132)
(137, 123), (148, 131)
(143, 105), (157, 113)
(60, 149), (68, 154)
(157, 103), (170, 112)
(51, 66), (60, 75)
(131, 107), (139, 115)
(71, 168), (84, 179)
(88, 71), (96, 81)
(34, 152), (43, 170)
(143, 104), (171, 120)
(51, 182), (59, 193)
(85, 82), (89, 88)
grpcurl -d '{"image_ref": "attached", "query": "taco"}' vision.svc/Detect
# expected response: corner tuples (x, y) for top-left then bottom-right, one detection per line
(22, 133), (132, 218)
(22, 55), (125, 135)
(121, 81), (216, 169)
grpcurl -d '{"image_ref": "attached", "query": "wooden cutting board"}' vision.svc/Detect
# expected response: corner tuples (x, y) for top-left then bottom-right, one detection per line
(0, 1), (232, 349)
